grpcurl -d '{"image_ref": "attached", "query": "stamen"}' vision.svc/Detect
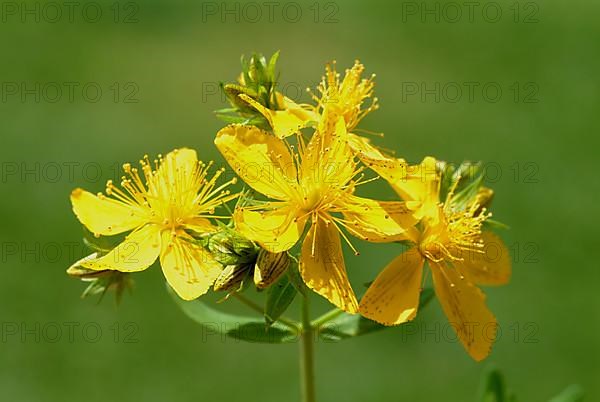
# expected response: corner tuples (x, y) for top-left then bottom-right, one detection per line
(329, 216), (360, 256)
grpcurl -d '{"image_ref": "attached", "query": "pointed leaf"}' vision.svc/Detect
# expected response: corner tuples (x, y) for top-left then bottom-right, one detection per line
(264, 274), (297, 326)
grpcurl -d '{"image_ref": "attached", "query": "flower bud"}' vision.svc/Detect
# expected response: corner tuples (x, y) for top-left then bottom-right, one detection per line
(254, 249), (290, 289)
(208, 230), (257, 266)
(213, 264), (252, 292)
(223, 83), (258, 111)
(475, 187), (494, 210)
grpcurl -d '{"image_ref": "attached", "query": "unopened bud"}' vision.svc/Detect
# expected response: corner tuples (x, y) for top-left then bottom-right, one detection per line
(223, 83), (258, 111)
(474, 187), (494, 212)
(213, 264), (252, 292)
(254, 249), (290, 289)
(208, 230), (257, 266)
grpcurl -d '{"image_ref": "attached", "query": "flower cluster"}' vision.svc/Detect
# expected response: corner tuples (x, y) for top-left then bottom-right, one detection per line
(68, 52), (511, 361)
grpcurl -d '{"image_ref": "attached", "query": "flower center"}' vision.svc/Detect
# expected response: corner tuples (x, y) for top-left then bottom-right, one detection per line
(104, 151), (237, 234)
(301, 188), (323, 212)
(418, 203), (489, 263)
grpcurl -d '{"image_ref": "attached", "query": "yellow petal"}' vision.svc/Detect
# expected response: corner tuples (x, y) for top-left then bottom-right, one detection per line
(215, 124), (296, 200)
(160, 232), (223, 300)
(340, 195), (418, 243)
(348, 133), (404, 165)
(280, 96), (320, 124)
(359, 248), (424, 325)
(393, 156), (440, 210)
(184, 217), (217, 235)
(234, 204), (307, 253)
(70, 188), (147, 236)
(269, 110), (307, 138)
(151, 148), (201, 201)
(158, 148), (198, 181)
(351, 136), (407, 180)
(456, 232), (511, 286)
(431, 261), (497, 361)
(357, 155), (440, 219)
(66, 252), (102, 277)
(300, 218), (358, 313)
(81, 224), (161, 272)
(239, 93), (315, 138)
(301, 116), (356, 188)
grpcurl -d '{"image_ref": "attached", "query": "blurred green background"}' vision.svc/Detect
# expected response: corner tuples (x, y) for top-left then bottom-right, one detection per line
(1, 0), (598, 401)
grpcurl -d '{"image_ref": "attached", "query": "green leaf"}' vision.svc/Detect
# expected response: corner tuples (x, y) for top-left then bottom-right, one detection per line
(548, 385), (584, 402)
(478, 368), (506, 402)
(268, 51), (279, 72)
(317, 288), (435, 341)
(264, 274), (297, 326)
(214, 112), (254, 124)
(168, 285), (298, 344)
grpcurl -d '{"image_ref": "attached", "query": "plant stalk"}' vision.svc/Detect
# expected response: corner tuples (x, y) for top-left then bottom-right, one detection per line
(300, 294), (316, 402)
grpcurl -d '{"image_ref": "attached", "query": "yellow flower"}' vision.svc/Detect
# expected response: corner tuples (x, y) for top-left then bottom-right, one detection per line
(69, 148), (238, 300)
(310, 60), (397, 161)
(359, 162), (511, 361)
(311, 60), (378, 132)
(214, 116), (417, 313)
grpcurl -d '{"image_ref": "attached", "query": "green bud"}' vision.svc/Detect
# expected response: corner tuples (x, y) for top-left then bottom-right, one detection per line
(254, 249), (290, 290)
(208, 230), (257, 266)
(213, 264), (252, 292)
(222, 83), (259, 111)
(216, 51), (281, 125)
(474, 187), (494, 214)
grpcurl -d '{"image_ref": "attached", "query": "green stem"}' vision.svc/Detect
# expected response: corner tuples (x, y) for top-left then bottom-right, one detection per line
(310, 308), (344, 329)
(232, 293), (300, 332)
(300, 294), (316, 402)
